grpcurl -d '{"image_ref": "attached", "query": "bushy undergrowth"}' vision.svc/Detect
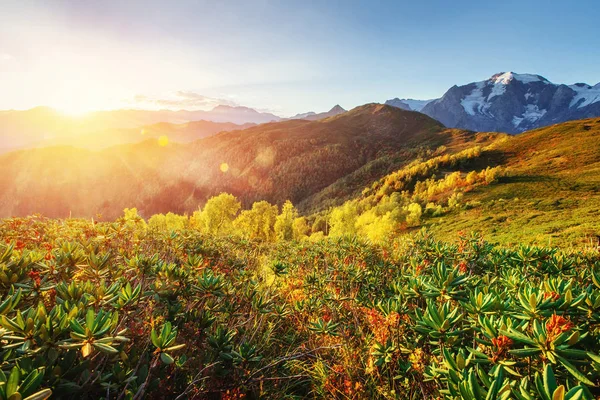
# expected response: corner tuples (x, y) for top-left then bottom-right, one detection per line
(1, 216), (600, 399)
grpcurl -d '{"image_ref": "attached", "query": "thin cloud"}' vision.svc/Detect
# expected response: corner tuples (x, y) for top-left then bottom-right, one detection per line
(130, 91), (237, 110)
(0, 53), (14, 61)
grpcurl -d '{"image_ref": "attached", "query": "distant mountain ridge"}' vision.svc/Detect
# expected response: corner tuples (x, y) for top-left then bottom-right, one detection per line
(289, 105), (347, 121)
(0, 105), (280, 152)
(387, 72), (600, 133)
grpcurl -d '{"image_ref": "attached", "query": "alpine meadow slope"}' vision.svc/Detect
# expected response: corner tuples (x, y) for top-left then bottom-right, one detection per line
(340, 117), (600, 246)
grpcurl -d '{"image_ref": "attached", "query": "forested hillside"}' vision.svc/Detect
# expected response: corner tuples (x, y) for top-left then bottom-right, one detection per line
(0, 105), (464, 219)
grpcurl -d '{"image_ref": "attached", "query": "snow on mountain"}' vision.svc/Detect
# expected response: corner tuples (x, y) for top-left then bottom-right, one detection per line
(491, 72), (549, 85)
(460, 82), (487, 116)
(569, 83), (600, 108)
(418, 72), (600, 134)
(384, 98), (433, 112)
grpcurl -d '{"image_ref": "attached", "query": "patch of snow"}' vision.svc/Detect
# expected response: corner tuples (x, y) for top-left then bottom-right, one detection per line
(512, 116), (524, 127)
(513, 104), (547, 127)
(568, 83), (600, 108)
(385, 98), (434, 111)
(522, 104), (547, 122)
(491, 72), (515, 85)
(487, 81), (506, 100)
(524, 92), (534, 100)
(490, 72), (549, 85)
(402, 99), (434, 112)
(461, 82), (486, 116)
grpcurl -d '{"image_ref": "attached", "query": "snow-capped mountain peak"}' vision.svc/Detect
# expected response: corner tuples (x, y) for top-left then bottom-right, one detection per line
(490, 72), (549, 85)
(413, 72), (600, 134)
(386, 72), (600, 134)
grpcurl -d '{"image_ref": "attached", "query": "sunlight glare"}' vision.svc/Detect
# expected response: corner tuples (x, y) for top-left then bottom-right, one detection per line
(220, 163), (229, 173)
(158, 136), (169, 146)
(55, 104), (92, 118)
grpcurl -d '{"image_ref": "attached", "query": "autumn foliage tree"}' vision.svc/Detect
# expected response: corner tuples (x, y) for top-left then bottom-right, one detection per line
(191, 193), (241, 235)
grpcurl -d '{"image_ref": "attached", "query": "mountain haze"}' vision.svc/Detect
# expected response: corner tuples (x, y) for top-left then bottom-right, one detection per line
(0, 105), (280, 152)
(289, 105), (347, 121)
(0, 104), (469, 219)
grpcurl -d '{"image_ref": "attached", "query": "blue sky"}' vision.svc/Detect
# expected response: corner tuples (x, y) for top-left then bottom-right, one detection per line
(1, 0), (599, 115)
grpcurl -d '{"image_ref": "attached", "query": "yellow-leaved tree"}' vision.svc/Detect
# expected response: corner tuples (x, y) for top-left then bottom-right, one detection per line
(274, 200), (298, 241)
(191, 193), (241, 235)
(234, 200), (278, 241)
(329, 201), (359, 238)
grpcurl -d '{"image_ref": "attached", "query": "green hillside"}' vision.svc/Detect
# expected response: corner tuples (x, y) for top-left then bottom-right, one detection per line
(345, 118), (600, 247)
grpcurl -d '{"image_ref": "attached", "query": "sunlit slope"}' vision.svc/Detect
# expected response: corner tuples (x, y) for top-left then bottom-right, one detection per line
(36, 120), (255, 149)
(362, 117), (600, 246)
(433, 118), (600, 246)
(0, 104), (469, 219)
(185, 104), (479, 209)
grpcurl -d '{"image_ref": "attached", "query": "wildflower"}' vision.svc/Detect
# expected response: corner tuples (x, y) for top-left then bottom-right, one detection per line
(490, 335), (513, 362)
(28, 270), (42, 287)
(546, 314), (573, 340)
(491, 335), (513, 349)
(543, 291), (560, 301)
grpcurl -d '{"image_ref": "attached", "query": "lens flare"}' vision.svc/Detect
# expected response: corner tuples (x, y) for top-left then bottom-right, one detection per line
(158, 136), (169, 147)
(220, 163), (229, 173)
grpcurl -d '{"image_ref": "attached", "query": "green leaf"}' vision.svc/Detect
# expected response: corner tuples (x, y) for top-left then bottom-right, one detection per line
(544, 364), (558, 399)
(1, 315), (22, 332)
(556, 355), (595, 386)
(23, 388), (52, 400)
(93, 342), (119, 354)
(151, 328), (160, 348)
(160, 352), (174, 365)
(564, 387), (584, 400)
(485, 367), (504, 400)
(469, 370), (483, 400)
(18, 370), (44, 397)
(85, 309), (95, 330)
(163, 343), (185, 352)
(587, 352), (600, 364)
(501, 329), (536, 346)
(6, 367), (20, 397)
(509, 348), (542, 357)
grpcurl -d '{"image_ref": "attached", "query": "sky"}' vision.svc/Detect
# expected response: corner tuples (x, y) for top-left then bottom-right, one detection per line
(1, 0), (599, 116)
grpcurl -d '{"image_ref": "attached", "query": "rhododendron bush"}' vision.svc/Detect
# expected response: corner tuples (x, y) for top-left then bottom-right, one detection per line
(1, 216), (600, 399)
